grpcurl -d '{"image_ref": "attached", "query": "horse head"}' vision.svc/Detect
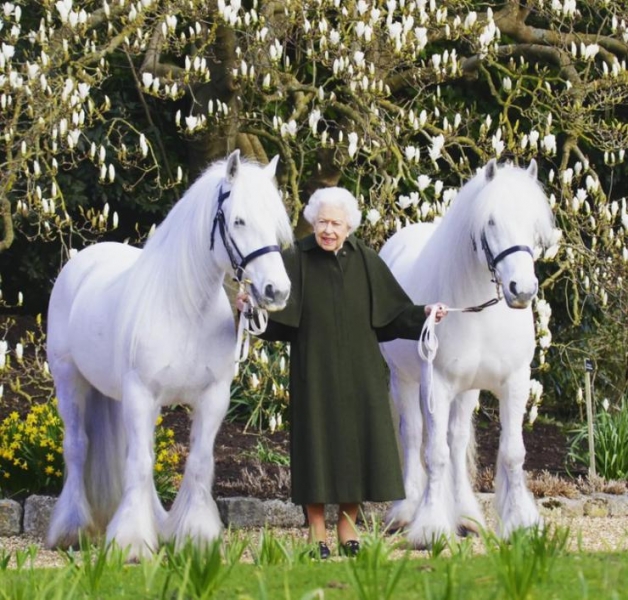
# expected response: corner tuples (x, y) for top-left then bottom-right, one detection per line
(475, 159), (555, 309)
(212, 150), (293, 310)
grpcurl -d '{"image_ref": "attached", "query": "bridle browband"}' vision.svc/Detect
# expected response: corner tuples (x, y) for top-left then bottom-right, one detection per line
(209, 185), (281, 282)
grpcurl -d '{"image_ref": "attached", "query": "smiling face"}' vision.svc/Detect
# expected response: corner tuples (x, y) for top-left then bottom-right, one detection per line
(313, 204), (351, 252)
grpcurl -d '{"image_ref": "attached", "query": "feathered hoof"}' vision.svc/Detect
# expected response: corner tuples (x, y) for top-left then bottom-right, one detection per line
(457, 517), (484, 538)
(385, 500), (418, 533)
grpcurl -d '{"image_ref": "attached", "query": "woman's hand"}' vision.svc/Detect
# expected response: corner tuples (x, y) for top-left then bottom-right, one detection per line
(425, 303), (448, 323)
(236, 291), (250, 312)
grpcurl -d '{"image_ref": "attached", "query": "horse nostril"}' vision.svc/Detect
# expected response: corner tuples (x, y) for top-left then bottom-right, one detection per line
(509, 281), (518, 296)
(264, 284), (275, 301)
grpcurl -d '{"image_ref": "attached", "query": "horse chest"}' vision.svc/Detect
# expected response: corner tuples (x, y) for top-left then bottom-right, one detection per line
(438, 315), (534, 388)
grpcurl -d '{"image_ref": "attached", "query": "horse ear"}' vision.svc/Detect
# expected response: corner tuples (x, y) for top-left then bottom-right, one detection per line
(225, 149), (241, 182)
(265, 155), (280, 178)
(527, 158), (538, 180)
(485, 159), (498, 182)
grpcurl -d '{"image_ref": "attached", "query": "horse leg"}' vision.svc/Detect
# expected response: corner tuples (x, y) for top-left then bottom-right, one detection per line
(163, 378), (231, 548)
(386, 370), (425, 530)
(449, 390), (485, 536)
(406, 373), (456, 548)
(495, 369), (542, 538)
(106, 373), (160, 560)
(47, 361), (95, 549)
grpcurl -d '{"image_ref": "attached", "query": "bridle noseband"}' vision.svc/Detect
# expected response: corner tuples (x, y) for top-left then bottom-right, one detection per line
(209, 185), (281, 282)
(479, 231), (534, 297)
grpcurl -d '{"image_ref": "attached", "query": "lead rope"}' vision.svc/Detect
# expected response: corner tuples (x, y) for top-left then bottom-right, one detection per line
(418, 295), (502, 414)
(234, 282), (269, 375)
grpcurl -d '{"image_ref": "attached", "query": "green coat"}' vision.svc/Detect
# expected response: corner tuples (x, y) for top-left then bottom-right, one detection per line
(260, 234), (426, 505)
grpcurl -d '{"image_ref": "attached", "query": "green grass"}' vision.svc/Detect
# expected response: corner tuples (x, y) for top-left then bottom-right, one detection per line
(1, 525), (628, 599)
(1, 551), (627, 599)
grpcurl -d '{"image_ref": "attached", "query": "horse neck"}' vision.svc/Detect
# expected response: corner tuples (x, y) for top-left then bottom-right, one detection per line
(130, 184), (227, 322)
(423, 211), (497, 309)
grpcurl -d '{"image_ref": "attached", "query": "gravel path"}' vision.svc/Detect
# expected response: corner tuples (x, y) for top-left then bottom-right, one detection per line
(2, 512), (628, 569)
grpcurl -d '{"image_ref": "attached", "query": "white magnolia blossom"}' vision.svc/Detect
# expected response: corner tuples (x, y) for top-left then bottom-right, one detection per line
(347, 131), (359, 157)
(280, 120), (297, 138)
(0, 341), (8, 369)
(542, 133), (556, 154)
(417, 174), (431, 191)
(428, 134), (445, 161)
(366, 208), (381, 225)
(15, 342), (23, 361)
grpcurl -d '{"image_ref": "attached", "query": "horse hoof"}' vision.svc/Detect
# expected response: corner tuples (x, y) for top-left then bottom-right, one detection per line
(457, 525), (480, 538)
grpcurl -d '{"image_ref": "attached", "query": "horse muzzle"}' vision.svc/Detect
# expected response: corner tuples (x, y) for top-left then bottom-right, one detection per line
(503, 279), (538, 309)
(252, 283), (290, 311)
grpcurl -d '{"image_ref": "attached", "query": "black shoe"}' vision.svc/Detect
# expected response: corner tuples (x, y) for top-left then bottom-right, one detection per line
(340, 540), (360, 557)
(310, 541), (331, 560)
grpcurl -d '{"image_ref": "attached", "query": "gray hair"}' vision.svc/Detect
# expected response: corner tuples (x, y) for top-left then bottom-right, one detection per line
(303, 187), (362, 233)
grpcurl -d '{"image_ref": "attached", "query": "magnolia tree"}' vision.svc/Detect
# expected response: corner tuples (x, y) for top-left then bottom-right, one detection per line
(1, 0), (627, 411)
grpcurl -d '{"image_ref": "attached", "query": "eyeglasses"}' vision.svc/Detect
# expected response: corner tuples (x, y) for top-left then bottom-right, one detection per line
(315, 219), (347, 231)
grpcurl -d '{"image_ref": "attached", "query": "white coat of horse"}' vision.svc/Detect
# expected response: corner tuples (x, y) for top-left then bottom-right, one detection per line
(380, 159), (556, 547)
(46, 150), (293, 559)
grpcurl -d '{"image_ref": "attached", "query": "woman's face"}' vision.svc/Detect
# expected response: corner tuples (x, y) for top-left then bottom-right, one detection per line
(314, 204), (351, 252)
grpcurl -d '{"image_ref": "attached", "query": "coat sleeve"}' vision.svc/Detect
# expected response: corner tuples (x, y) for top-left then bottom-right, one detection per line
(360, 242), (426, 342)
(254, 244), (301, 342)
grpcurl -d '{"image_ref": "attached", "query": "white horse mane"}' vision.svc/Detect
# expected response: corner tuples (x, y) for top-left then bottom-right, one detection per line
(421, 161), (555, 303)
(116, 157), (293, 365)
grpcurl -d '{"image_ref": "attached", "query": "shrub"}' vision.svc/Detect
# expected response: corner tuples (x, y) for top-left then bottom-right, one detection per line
(0, 399), (182, 501)
(229, 340), (290, 432)
(0, 399), (64, 497)
(567, 396), (628, 480)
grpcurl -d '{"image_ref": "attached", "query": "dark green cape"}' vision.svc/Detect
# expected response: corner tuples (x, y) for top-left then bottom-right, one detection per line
(261, 234), (426, 505)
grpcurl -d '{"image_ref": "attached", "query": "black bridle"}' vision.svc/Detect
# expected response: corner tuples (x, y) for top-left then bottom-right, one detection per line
(480, 231), (534, 282)
(209, 185), (281, 282)
(463, 231), (534, 312)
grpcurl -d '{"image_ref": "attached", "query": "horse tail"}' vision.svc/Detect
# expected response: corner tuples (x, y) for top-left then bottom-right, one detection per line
(84, 387), (125, 531)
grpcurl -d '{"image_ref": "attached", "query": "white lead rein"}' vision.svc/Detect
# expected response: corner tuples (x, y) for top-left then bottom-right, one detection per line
(418, 296), (501, 414)
(235, 288), (268, 376)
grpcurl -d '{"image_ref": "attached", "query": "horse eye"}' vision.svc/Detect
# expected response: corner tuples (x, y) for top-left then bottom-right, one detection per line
(234, 217), (246, 227)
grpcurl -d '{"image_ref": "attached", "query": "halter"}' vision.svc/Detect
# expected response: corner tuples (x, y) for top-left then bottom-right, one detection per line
(209, 184), (281, 282)
(480, 231), (534, 291)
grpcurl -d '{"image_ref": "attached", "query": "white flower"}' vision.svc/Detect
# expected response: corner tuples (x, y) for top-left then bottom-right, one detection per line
(602, 398), (610, 411)
(417, 174), (431, 191)
(280, 120), (297, 138)
(309, 109), (321, 134)
(260, 349), (269, 364)
(269, 414), (277, 433)
(529, 379), (544, 402)
(366, 208), (381, 225)
(542, 134), (556, 155)
(397, 195), (412, 210)
(250, 373), (260, 389)
(0, 341), (7, 369)
(404, 146), (418, 162)
(429, 134), (445, 161)
(347, 132), (359, 158)
(15, 342), (23, 361)
(528, 403), (538, 425)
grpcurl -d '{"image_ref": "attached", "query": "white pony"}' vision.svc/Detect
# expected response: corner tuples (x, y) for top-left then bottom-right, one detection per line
(380, 159), (556, 547)
(46, 150), (293, 559)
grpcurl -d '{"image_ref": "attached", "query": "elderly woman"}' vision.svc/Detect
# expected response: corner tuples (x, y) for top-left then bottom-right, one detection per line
(238, 187), (447, 559)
